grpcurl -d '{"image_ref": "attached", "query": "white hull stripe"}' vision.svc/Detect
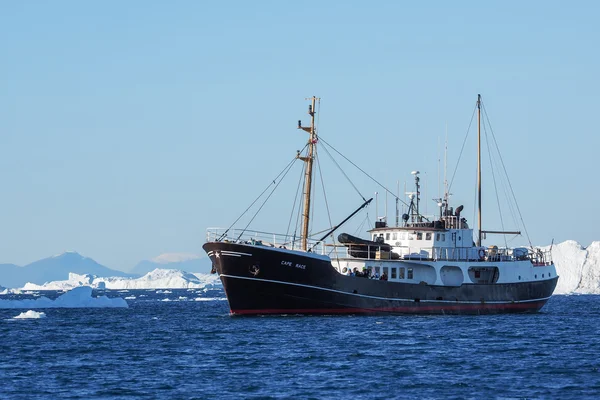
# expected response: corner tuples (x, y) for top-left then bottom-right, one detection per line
(219, 274), (551, 305)
(221, 251), (253, 257)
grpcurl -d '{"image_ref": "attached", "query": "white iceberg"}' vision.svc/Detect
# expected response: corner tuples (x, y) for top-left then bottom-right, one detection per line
(21, 268), (221, 291)
(13, 310), (46, 319)
(0, 286), (128, 309)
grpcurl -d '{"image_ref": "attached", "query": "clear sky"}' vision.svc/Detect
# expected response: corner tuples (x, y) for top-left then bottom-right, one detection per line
(1, 1), (598, 271)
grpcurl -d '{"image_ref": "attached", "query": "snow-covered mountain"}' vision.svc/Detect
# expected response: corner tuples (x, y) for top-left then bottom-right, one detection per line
(0, 252), (132, 288)
(131, 253), (213, 275)
(22, 269), (220, 291)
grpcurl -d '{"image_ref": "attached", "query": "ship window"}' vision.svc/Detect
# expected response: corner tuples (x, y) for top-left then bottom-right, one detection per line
(436, 233), (440, 241)
(391, 268), (397, 279)
(399, 267), (405, 279)
(383, 267), (389, 279)
(518, 275), (521, 280)
(373, 234), (377, 240)
(475, 270), (481, 278)
(386, 233), (390, 240)
(392, 233), (397, 240)
(426, 232), (432, 240)
(408, 233), (414, 240)
(535, 274), (538, 279)
(407, 268), (414, 279)
(441, 234), (446, 241)
(417, 232), (423, 240)
(400, 232), (406, 240)
(542, 274), (545, 278)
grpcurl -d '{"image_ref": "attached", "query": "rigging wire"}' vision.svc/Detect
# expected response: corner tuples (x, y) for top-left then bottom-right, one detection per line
(315, 147), (335, 242)
(448, 105), (477, 193)
(285, 159), (306, 242)
(318, 138), (366, 202)
(482, 102), (533, 248)
(318, 136), (412, 209)
(236, 152), (302, 241)
(218, 148), (306, 241)
(483, 118), (508, 248)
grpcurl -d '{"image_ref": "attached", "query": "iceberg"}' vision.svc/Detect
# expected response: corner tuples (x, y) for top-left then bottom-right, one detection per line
(12, 310), (46, 319)
(549, 240), (600, 294)
(21, 268), (221, 291)
(0, 286), (128, 308)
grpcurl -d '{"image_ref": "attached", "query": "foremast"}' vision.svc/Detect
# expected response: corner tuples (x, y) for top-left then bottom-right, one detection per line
(297, 96), (319, 251)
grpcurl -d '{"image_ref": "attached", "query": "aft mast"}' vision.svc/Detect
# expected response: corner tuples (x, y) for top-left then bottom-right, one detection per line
(477, 94), (482, 247)
(297, 96), (319, 251)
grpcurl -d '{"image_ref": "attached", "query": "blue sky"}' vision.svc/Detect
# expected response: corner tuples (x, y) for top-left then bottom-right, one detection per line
(1, 1), (598, 271)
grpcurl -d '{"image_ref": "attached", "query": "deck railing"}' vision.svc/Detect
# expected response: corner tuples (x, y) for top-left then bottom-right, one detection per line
(206, 228), (553, 264)
(206, 227), (327, 254)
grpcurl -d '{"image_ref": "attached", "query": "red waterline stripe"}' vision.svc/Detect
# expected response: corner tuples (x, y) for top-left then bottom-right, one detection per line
(230, 301), (546, 315)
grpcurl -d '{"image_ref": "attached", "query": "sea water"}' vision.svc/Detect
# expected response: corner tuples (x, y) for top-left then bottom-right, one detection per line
(1, 289), (599, 399)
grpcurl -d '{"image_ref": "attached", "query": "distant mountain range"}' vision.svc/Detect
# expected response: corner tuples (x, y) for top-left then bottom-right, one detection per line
(0, 251), (213, 288)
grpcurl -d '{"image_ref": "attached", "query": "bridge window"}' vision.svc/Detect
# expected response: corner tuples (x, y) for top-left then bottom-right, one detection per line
(399, 267), (405, 279)
(407, 268), (414, 279)
(391, 268), (397, 279)
(426, 232), (432, 240)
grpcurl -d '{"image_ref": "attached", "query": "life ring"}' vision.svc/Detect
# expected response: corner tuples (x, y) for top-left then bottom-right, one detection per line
(478, 249), (485, 260)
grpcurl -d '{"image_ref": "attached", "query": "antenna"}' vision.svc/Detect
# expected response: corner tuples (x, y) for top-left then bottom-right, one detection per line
(396, 180), (400, 226)
(375, 191), (379, 223)
(385, 190), (388, 224)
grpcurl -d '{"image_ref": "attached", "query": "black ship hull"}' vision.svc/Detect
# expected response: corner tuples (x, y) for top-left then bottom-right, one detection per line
(204, 242), (557, 316)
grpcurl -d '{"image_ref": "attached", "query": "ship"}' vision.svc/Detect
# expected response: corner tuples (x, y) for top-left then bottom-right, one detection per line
(203, 95), (558, 315)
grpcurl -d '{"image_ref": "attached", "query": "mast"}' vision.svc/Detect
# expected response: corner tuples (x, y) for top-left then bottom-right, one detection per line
(297, 96), (318, 251)
(477, 94), (482, 247)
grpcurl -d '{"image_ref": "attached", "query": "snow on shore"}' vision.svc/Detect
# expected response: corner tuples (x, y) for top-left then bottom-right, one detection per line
(0, 287), (128, 309)
(21, 268), (220, 291)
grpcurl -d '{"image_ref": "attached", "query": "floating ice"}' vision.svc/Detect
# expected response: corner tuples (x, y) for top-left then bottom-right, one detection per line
(194, 297), (227, 301)
(0, 287), (128, 309)
(13, 310), (46, 319)
(20, 269), (220, 291)
(540, 240), (600, 294)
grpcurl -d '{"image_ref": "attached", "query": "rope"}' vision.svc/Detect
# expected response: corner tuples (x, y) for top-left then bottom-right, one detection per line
(236, 152), (302, 241)
(318, 138), (366, 202)
(448, 105), (477, 193)
(286, 160), (306, 242)
(483, 119), (508, 248)
(316, 146), (335, 243)
(482, 102), (533, 248)
(218, 149), (305, 241)
(318, 136), (411, 208)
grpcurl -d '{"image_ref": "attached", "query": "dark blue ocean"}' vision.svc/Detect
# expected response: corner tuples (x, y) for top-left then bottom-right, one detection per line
(1, 289), (600, 399)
